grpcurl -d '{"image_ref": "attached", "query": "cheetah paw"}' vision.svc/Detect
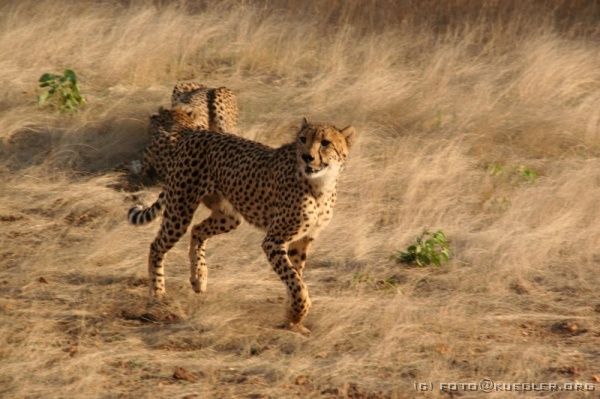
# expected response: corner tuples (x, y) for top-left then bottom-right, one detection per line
(277, 322), (311, 337)
(190, 278), (207, 294)
(147, 289), (166, 303)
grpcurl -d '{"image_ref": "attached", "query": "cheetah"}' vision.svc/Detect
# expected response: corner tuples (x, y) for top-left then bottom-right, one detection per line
(171, 81), (238, 133)
(141, 82), (238, 181)
(128, 118), (356, 334)
(141, 106), (202, 181)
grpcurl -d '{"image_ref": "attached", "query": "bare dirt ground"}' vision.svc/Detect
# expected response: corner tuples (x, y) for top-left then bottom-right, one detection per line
(1, 1), (599, 398)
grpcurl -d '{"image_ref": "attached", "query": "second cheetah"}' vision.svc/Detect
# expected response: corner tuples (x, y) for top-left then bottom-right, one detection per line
(141, 82), (238, 181)
(171, 81), (238, 133)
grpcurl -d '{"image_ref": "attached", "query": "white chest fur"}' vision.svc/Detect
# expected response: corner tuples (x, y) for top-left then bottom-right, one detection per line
(303, 188), (336, 240)
(307, 163), (340, 196)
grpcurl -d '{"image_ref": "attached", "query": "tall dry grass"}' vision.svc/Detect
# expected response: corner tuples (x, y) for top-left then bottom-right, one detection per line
(1, 1), (599, 397)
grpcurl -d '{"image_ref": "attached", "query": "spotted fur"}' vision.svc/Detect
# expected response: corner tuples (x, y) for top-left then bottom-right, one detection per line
(171, 82), (238, 133)
(128, 118), (356, 334)
(141, 82), (239, 181)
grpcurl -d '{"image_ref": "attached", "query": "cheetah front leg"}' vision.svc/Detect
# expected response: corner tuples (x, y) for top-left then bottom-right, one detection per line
(189, 208), (242, 293)
(287, 237), (312, 278)
(262, 235), (312, 336)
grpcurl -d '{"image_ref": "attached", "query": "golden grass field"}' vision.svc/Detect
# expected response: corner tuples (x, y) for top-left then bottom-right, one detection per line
(1, 1), (599, 397)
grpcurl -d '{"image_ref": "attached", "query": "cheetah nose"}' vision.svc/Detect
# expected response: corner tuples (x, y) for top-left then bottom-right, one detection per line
(302, 154), (314, 163)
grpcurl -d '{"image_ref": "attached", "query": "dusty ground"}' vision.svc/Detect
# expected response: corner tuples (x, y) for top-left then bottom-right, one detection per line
(0, 1), (599, 398)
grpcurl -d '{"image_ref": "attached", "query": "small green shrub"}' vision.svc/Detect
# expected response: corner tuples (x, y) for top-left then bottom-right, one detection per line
(38, 69), (85, 112)
(486, 162), (538, 183)
(392, 230), (451, 267)
(517, 165), (538, 183)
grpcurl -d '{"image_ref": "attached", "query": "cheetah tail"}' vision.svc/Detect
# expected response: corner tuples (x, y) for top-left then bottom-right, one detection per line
(127, 192), (165, 225)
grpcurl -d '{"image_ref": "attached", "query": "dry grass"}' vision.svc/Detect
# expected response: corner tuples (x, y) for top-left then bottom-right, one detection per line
(1, 1), (599, 397)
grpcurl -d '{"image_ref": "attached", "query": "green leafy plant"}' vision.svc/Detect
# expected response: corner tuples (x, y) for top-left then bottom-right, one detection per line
(38, 69), (85, 112)
(517, 165), (538, 183)
(486, 162), (538, 183)
(392, 230), (451, 267)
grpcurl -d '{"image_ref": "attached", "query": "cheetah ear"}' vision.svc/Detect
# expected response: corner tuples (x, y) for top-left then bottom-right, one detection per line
(301, 117), (309, 128)
(340, 125), (356, 148)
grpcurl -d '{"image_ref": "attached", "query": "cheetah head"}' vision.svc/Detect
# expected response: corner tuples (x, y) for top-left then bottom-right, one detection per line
(150, 107), (199, 133)
(296, 117), (356, 179)
(169, 105), (209, 130)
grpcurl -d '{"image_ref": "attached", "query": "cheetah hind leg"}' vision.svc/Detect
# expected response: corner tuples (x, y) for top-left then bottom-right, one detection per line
(148, 193), (197, 299)
(189, 196), (242, 293)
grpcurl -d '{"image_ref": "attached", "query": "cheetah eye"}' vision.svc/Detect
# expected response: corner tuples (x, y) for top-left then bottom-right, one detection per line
(299, 137), (306, 144)
(186, 111), (193, 117)
(321, 139), (330, 147)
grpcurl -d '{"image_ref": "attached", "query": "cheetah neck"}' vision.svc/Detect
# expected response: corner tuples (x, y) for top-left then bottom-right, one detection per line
(304, 163), (340, 197)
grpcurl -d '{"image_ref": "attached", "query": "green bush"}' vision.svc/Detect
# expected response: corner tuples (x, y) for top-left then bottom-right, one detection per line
(486, 162), (538, 183)
(38, 69), (85, 112)
(392, 230), (451, 267)
(517, 165), (538, 183)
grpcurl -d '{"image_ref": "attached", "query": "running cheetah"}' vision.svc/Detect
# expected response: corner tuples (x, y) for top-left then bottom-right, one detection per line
(141, 82), (238, 181)
(128, 118), (356, 334)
